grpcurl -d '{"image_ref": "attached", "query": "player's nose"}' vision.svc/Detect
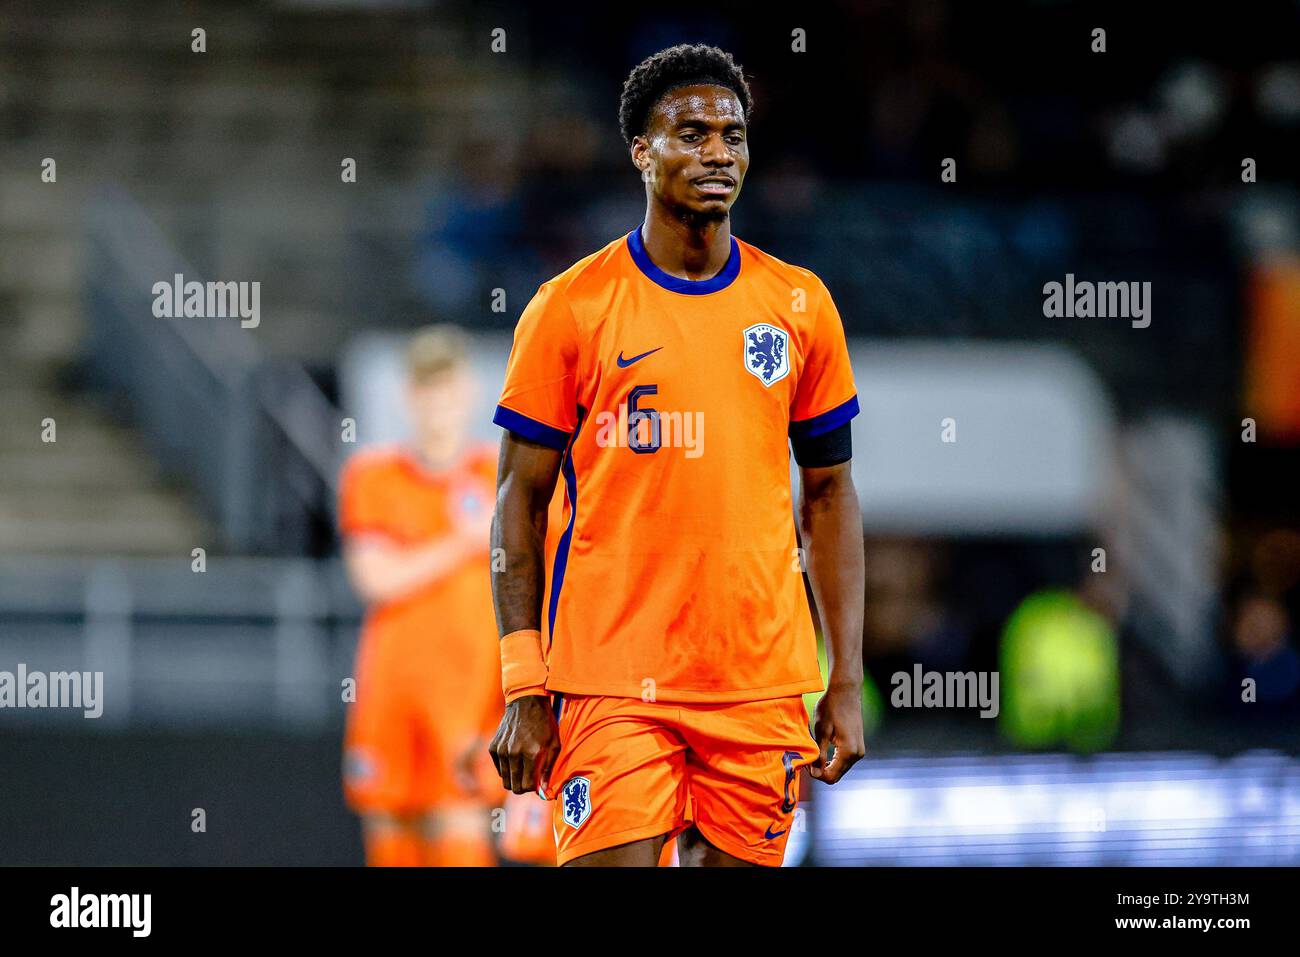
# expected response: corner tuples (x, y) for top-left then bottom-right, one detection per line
(699, 133), (733, 167)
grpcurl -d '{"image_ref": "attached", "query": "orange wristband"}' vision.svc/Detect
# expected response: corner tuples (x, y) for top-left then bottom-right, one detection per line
(500, 628), (548, 703)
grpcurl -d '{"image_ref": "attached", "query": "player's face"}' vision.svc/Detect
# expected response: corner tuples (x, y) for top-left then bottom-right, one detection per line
(636, 84), (748, 219)
(406, 365), (474, 455)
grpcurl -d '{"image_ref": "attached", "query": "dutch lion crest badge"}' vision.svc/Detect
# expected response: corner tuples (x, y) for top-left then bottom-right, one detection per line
(743, 323), (790, 386)
(561, 776), (592, 829)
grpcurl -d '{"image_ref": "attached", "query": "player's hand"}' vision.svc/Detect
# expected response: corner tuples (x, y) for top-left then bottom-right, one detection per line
(488, 694), (560, 795)
(810, 681), (865, 785)
(452, 735), (489, 795)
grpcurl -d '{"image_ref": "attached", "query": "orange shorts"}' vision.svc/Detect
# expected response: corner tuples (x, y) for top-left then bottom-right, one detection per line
(540, 693), (818, 867)
(499, 790), (557, 866)
(343, 635), (499, 815)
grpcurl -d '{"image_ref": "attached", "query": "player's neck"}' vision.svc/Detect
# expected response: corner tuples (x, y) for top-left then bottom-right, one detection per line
(407, 439), (460, 475)
(639, 206), (731, 281)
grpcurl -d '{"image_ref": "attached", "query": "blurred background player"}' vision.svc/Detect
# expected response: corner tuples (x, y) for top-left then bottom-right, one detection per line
(338, 325), (505, 866)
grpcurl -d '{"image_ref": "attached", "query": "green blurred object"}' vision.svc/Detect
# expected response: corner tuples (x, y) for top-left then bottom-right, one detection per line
(999, 588), (1120, 753)
(803, 638), (882, 738)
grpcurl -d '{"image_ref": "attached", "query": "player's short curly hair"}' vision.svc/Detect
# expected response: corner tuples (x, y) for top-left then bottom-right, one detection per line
(618, 43), (753, 146)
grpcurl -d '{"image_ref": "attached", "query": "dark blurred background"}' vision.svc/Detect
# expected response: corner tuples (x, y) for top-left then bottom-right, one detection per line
(1, 0), (1297, 864)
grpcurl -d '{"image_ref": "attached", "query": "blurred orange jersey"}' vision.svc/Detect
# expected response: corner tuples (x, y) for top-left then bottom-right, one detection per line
(339, 443), (502, 812)
(494, 227), (859, 703)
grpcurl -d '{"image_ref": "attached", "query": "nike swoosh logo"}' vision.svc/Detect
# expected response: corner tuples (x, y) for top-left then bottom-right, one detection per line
(616, 347), (663, 368)
(764, 824), (787, 840)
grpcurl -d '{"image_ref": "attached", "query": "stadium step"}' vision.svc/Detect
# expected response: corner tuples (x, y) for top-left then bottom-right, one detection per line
(0, 365), (211, 555)
(0, 508), (207, 557)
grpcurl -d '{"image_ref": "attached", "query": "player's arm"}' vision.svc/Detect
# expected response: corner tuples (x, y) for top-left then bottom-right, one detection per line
(487, 431), (564, 794)
(798, 453), (867, 785)
(338, 455), (492, 606)
(343, 527), (485, 606)
(791, 276), (865, 784)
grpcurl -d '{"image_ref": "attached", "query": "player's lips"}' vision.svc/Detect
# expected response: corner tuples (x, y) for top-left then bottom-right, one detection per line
(692, 176), (736, 195)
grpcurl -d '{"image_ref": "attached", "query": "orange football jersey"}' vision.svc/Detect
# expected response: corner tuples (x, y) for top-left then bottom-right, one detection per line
(494, 226), (858, 703)
(339, 444), (502, 747)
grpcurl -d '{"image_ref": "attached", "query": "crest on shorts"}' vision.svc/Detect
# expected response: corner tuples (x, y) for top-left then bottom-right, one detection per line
(744, 323), (790, 386)
(343, 748), (377, 784)
(561, 776), (591, 829)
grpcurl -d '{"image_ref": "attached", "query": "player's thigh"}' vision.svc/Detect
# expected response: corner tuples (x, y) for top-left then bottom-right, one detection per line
(562, 834), (667, 867)
(359, 811), (425, 866)
(681, 696), (819, 867)
(423, 801), (491, 838)
(546, 694), (688, 867)
(676, 825), (757, 867)
(362, 810), (422, 837)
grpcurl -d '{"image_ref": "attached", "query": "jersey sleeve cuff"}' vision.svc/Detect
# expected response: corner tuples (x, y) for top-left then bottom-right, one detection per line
(789, 394), (860, 439)
(493, 404), (572, 450)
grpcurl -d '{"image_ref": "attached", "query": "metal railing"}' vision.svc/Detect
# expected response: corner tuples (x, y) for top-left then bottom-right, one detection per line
(84, 187), (342, 554)
(0, 555), (360, 731)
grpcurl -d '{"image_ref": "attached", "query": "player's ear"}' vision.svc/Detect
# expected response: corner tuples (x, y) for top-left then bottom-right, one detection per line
(630, 136), (651, 177)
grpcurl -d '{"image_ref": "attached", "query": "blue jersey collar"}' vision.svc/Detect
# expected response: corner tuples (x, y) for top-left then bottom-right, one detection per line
(626, 224), (741, 295)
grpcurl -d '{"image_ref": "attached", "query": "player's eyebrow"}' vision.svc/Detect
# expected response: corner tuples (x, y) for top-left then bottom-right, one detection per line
(675, 117), (745, 132)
